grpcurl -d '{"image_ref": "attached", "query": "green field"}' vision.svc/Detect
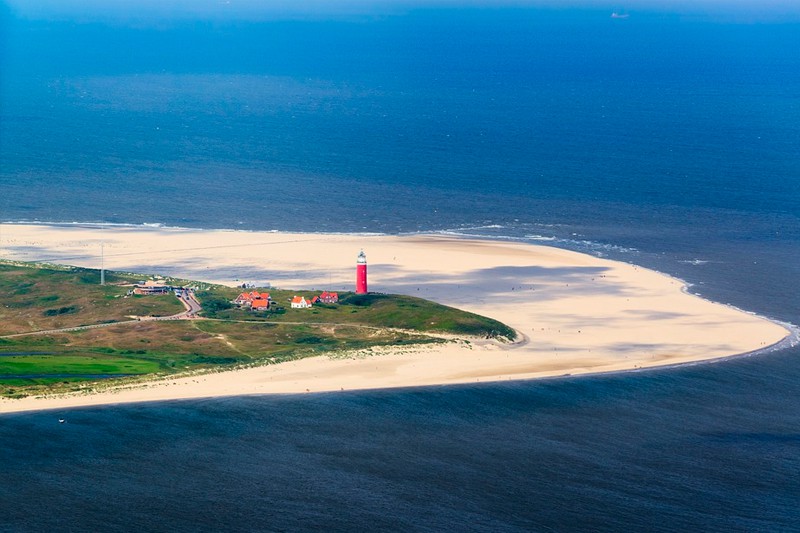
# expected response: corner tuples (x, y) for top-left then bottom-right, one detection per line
(0, 261), (516, 398)
(0, 355), (160, 386)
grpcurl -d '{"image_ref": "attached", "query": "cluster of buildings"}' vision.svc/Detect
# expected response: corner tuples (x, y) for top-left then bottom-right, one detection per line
(289, 291), (339, 309)
(132, 280), (172, 295)
(287, 250), (365, 309)
(131, 251), (368, 314)
(130, 280), (192, 297)
(233, 290), (340, 311)
(233, 290), (273, 311)
(231, 250), (368, 312)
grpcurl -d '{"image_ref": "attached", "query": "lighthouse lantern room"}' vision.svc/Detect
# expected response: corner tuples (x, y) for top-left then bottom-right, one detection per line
(356, 250), (368, 294)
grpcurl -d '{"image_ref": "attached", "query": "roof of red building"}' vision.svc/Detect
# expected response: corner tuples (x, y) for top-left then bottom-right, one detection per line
(251, 299), (269, 309)
(237, 291), (270, 301)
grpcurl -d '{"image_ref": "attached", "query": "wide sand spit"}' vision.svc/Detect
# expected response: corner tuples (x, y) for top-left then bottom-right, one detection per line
(0, 223), (792, 413)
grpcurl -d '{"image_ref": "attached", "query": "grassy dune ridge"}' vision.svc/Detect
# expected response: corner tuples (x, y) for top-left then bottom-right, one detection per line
(0, 262), (185, 334)
(0, 262), (515, 397)
(199, 288), (516, 339)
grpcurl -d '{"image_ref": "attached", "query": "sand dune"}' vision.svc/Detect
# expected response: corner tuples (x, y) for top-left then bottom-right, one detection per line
(0, 223), (790, 414)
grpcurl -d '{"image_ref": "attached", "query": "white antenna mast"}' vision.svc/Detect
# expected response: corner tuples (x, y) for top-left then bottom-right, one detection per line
(100, 242), (105, 285)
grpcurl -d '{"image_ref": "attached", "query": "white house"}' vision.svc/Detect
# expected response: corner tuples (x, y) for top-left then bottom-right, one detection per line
(290, 296), (312, 309)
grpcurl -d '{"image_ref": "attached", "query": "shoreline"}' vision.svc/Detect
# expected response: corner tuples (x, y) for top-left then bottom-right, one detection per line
(1, 329), (795, 416)
(0, 223), (792, 415)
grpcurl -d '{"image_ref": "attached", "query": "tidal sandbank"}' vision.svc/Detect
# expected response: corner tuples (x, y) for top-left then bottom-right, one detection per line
(0, 223), (790, 414)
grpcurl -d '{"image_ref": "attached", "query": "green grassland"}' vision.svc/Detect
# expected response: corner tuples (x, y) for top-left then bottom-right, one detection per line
(0, 262), (185, 334)
(0, 261), (516, 398)
(199, 288), (516, 339)
(0, 355), (160, 384)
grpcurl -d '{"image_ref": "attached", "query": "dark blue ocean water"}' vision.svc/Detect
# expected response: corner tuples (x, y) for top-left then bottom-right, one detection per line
(1, 3), (800, 531)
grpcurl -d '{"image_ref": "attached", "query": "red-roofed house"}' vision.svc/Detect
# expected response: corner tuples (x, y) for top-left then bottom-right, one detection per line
(291, 296), (312, 309)
(251, 299), (270, 311)
(234, 291), (271, 308)
(318, 291), (339, 304)
(233, 293), (251, 306)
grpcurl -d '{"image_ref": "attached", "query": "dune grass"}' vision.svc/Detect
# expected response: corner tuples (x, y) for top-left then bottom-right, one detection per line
(199, 289), (516, 340)
(0, 262), (515, 397)
(0, 262), (184, 334)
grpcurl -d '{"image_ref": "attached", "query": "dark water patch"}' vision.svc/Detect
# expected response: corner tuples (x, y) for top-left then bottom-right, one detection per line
(1, 346), (799, 531)
(703, 432), (800, 445)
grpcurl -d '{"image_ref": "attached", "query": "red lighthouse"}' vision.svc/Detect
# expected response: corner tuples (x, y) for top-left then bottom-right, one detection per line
(356, 249), (368, 294)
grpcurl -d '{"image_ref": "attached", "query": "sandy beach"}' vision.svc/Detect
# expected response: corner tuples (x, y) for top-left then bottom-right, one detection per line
(0, 223), (791, 414)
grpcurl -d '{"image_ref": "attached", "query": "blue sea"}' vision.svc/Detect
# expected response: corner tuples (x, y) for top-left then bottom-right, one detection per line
(1, 2), (800, 531)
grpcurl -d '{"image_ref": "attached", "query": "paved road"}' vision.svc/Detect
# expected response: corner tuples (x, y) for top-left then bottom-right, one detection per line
(180, 292), (202, 318)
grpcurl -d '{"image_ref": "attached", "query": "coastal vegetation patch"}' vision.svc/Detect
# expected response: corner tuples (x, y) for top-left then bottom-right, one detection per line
(0, 261), (515, 398)
(0, 262), (184, 334)
(199, 289), (516, 340)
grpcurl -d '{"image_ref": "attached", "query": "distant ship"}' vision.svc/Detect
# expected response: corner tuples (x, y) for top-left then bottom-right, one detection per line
(611, 12), (630, 19)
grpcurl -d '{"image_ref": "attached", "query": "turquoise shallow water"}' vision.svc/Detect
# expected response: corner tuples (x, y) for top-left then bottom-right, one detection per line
(1, 3), (799, 530)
